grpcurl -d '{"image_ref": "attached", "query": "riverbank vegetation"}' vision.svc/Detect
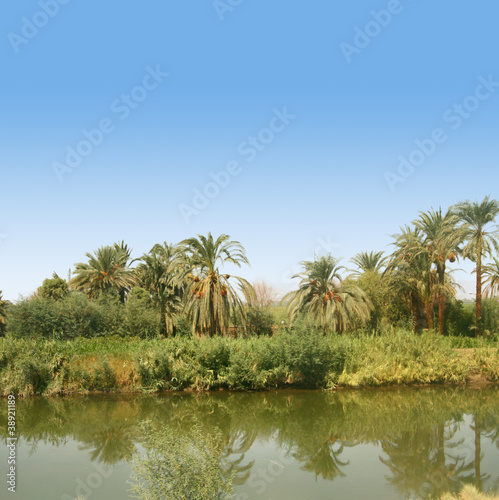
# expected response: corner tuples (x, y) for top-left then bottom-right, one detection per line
(0, 325), (497, 396)
(1, 197), (499, 395)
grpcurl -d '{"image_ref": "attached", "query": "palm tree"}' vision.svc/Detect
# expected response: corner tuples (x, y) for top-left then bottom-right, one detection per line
(454, 196), (499, 335)
(350, 250), (387, 276)
(482, 257), (499, 298)
(179, 233), (256, 336)
(0, 291), (9, 336)
(413, 208), (463, 334)
(282, 254), (372, 332)
(349, 251), (389, 332)
(69, 242), (138, 302)
(389, 226), (435, 331)
(137, 242), (185, 336)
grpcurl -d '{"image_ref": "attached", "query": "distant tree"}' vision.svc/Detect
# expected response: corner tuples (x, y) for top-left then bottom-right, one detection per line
(282, 254), (372, 332)
(0, 291), (9, 336)
(180, 233), (255, 336)
(454, 196), (499, 335)
(69, 242), (138, 302)
(252, 279), (278, 308)
(38, 272), (69, 300)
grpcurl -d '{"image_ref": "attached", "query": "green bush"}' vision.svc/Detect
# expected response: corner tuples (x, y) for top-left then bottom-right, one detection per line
(445, 300), (475, 337)
(276, 322), (339, 388)
(136, 345), (172, 390)
(245, 307), (275, 336)
(124, 291), (161, 338)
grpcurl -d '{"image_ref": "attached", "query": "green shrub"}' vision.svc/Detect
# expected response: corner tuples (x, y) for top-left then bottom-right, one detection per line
(124, 292), (160, 338)
(445, 300), (475, 337)
(276, 322), (338, 387)
(245, 307), (275, 336)
(136, 345), (172, 390)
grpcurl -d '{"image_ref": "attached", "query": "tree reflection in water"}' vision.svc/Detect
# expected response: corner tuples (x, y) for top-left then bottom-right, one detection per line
(1, 386), (498, 498)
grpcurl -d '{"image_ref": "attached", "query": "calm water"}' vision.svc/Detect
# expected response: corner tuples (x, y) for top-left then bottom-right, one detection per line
(1, 386), (499, 500)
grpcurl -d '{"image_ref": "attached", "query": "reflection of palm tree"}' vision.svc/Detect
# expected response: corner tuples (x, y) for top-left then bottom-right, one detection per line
(293, 435), (350, 481)
(470, 415), (492, 491)
(78, 424), (139, 464)
(380, 421), (475, 499)
(221, 429), (257, 485)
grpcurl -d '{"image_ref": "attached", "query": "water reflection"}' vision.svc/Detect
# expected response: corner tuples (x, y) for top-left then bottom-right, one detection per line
(1, 386), (498, 499)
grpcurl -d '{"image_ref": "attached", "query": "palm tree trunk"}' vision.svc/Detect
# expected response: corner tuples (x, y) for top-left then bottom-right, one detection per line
(474, 418), (481, 489)
(425, 300), (434, 330)
(412, 294), (418, 333)
(438, 266), (445, 335)
(476, 240), (482, 336)
(160, 302), (167, 337)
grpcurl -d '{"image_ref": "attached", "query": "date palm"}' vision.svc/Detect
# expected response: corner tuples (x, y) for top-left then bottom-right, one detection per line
(282, 254), (372, 332)
(350, 250), (387, 276)
(481, 257), (499, 298)
(180, 233), (256, 336)
(413, 208), (463, 334)
(454, 196), (499, 335)
(69, 242), (138, 302)
(389, 226), (436, 331)
(137, 243), (185, 336)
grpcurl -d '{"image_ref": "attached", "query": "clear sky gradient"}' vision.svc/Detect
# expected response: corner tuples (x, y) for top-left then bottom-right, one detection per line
(1, 0), (499, 301)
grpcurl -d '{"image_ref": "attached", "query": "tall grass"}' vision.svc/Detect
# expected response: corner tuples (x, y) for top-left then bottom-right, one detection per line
(0, 326), (497, 395)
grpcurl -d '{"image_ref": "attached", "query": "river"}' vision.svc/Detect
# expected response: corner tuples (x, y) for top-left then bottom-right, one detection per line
(1, 386), (498, 499)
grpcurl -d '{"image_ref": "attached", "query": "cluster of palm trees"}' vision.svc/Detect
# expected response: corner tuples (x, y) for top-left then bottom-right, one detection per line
(5, 196), (497, 338)
(68, 234), (255, 336)
(357, 196), (499, 335)
(282, 196), (499, 335)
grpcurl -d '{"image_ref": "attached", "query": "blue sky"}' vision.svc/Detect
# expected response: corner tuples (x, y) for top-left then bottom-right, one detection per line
(1, 0), (499, 301)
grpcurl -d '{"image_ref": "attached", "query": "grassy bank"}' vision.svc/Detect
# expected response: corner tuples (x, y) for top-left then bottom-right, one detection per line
(0, 327), (497, 396)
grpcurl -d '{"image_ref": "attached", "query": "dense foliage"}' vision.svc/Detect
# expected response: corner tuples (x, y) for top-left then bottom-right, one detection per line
(4, 197), (499, 339)
(1, 325), (497, 396)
